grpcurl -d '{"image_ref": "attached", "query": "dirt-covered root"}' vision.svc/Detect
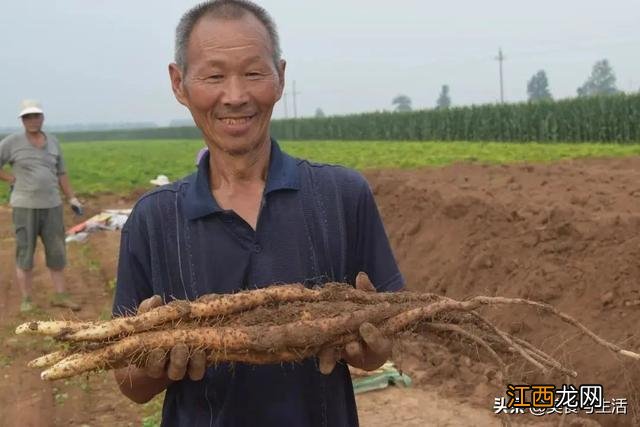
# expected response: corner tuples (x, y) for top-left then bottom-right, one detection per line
(19, 283), (640, 382)
(27, 350), (71, 368)
(380, 295), (640, 362)
(32, 283), (440, 343)
(40, 303), (401, 380)
(15, 320), (96, 336)
(206, 349), (317, 365)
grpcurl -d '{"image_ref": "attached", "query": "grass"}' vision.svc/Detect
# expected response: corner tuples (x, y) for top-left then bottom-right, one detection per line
(141, 393), (165, 427)
(0, 353), (12, 368)
(3, 139), (640, 201)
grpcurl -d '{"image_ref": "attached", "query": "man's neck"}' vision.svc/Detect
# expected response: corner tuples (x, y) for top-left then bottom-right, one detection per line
(208, 138), (271, 192)
(25, 130), (45, 145)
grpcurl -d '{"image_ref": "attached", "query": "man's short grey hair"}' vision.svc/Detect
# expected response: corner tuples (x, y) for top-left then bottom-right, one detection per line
(175, 0), (282, 72)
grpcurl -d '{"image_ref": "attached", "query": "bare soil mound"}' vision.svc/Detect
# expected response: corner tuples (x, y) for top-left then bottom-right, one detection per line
(368, 156), (640, 426)
(2, 156), (640, 426)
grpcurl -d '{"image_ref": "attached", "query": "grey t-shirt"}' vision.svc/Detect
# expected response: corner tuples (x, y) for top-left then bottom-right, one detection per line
(0, 132), (66, 209)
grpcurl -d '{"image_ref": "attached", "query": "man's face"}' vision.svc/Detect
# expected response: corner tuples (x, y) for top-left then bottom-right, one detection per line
(170, 14), (285, 156)
(21, 113), (44, 133)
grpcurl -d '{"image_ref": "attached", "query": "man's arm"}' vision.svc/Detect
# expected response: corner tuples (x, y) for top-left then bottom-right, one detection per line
(58, 174), (75, 199)
(54, 139), (81, 209)
(58, 174), (83, 213)
(113, 210), (207, 404)
(114, 365), (173, 404)
(0, 139), (15, 185)
(114, 347), (205, 404)
(0, 168), (15, 185)
(317, 174), (405, 374)
(113, 295), (172, 403)
(353, 176), (404, 292)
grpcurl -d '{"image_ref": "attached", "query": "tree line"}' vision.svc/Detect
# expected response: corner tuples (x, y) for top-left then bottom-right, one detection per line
(380, 58), (627, 114)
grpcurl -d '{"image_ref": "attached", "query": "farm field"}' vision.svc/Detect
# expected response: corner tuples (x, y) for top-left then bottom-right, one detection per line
(3, 139), (640, 201)
(1, 139), (640, 426)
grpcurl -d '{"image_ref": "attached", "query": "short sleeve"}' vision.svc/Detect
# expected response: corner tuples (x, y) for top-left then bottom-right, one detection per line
(112, 206), (155, 317)
(354, 179), (404, 292)
(52, 136), (67, 176)
(56, 154), (66, 176)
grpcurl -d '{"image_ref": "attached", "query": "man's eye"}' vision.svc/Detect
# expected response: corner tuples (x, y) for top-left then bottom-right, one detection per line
(246, 72), (262, 79)
(207, 75), (224, 81)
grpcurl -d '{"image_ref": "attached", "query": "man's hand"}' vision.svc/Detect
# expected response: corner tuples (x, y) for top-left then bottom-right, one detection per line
(137, 295), (207, 381)
(69, 196), (84, 216)
(317, 272), (392, 375)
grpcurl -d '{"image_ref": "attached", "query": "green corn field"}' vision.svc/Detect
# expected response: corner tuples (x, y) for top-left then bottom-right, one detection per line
(271, 93), (640, 143)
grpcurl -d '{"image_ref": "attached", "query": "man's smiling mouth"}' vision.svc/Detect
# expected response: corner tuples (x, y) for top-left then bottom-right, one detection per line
(218, 115), (255, 125)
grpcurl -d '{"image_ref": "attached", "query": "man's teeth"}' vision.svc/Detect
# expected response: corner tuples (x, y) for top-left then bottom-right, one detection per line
(221, 117), (251, 125)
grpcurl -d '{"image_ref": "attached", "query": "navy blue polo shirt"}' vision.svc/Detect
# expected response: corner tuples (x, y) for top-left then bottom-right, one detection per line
(113, 139), (404, 427)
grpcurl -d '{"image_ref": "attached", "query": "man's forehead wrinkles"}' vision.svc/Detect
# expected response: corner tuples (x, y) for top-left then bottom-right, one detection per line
(191, 43), (273, 69)
(197, 34), (268, 51)
(202, 44), (259, 54)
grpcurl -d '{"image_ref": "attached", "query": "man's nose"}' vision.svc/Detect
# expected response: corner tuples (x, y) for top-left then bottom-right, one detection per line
(221, 76), (249, 107)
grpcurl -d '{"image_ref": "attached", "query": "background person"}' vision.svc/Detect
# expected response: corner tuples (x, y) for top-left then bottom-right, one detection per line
(0, 99), (83, 312)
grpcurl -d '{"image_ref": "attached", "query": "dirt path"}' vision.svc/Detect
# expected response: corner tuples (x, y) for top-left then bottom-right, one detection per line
(3, 156), (640, 426)
(0, 203), (146, 427)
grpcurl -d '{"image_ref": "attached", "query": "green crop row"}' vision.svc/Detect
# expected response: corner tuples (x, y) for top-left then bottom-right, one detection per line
(271, 93), (640, 143)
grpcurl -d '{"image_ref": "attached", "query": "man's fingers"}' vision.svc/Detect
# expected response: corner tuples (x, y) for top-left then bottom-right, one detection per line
(355, 272), (376, 292)
(187, 349), (207, 381)
(317, 346), (340, 375)
(137, 295), (163, 315)
(145, 348), (167, 379)
(344, 340), (364, 366)
(145, 345), (205, 381)
(167, 344), (189, 381)
(359, 322), (392, 358)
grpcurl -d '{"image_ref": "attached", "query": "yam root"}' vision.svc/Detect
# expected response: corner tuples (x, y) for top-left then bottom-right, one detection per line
(16, 282), (639, 381)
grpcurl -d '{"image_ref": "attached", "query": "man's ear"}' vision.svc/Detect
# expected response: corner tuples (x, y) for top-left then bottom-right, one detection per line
(169, 63), (189, 107)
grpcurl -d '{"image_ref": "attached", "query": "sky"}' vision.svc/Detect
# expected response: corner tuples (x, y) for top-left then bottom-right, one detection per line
(0, 0), (638, 128)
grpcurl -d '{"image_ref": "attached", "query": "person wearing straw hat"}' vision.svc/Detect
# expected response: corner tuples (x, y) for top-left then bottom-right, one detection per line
(0, 99), (82, 312)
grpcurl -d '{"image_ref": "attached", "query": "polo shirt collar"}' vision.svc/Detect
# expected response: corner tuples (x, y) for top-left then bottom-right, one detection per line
(184, 138), (300, 220)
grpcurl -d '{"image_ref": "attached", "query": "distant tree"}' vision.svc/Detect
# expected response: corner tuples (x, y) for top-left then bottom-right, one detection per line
(577, 59), (619, 97)
(314, 108), (325, 118)
(436, 85), (451, 109)
(392, 94), (412, 112)
(527, 70), (553, 102)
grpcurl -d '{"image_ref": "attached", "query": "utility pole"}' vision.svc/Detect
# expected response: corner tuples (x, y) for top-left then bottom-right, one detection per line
(283, 91), (289, 118)
(291, 80), (301, 119)
(495, 48), (506, 103)
(291, 80), (301, 138)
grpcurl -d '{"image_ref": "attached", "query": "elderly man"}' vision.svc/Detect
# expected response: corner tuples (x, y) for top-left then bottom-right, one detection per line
(0, 100), (82, 312)
(112, 1), (403, 426)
